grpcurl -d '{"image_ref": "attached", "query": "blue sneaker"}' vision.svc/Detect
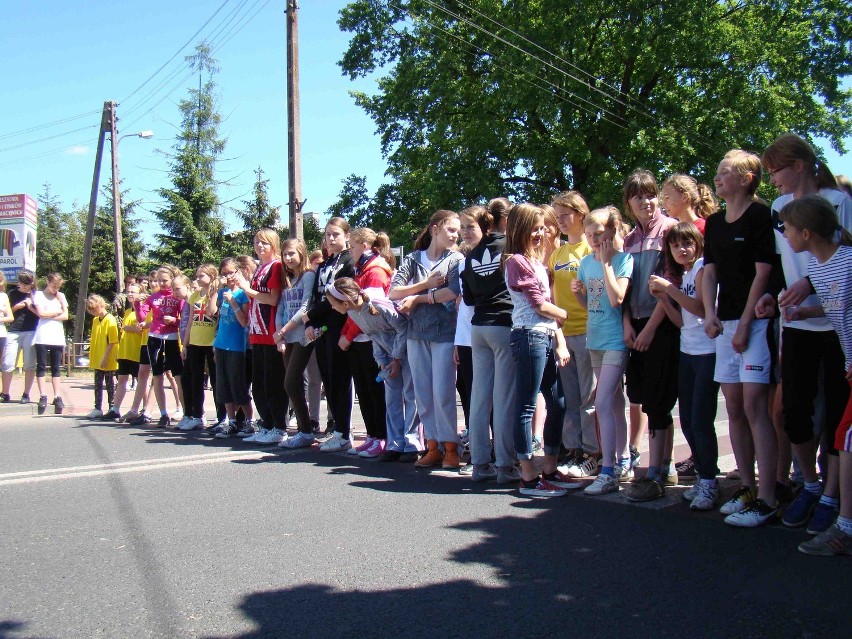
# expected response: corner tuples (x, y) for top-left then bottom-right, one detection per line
(806, 502), (838, 535)
(782, 488), (819, 528)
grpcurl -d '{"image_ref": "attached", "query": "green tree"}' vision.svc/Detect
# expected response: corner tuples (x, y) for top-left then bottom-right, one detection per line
(35, 184), (85, 330)
(326, 174), (370, 227)
(338, 0), (851, 232)
(152, 43), (227, 267)
(302, 215), (324, 253)
(90, 181), (147, 300)
(231, 166), (283, 255)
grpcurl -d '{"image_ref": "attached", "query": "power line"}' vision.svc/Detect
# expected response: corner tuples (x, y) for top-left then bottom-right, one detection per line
(0, 110), (102, 142)
(119, 0), (233, 105)
(0, 124), (99, 154)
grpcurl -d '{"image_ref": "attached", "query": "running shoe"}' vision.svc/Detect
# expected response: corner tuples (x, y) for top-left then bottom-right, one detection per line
(675, 455), (697, 477)
(102, 409), (121, 421)
(724, 498), (779, 528)
(626, 477), (665, 502)
(689, 480), (719, 511)
(85, 409), (103, 419)
(351, 436), (374, 455)
(243, 428), (268, 443)
(359, 438), (385, 458)
(806, 503), (838, 536)
(519, 477), (567, 497)
(614, 464), (633, 483)
(256, 428), (286, 445)
(542, 470), (584, 490)
(584, 473), (619, 496)
(280, 432), (315, 449)
(629, 444), (641, 470)
(497, 466), (521, 484)
(471, 464), (497, 482)
(560, 454), (602, 478)
(798, 524), (852, 556)
(235, 422), (256, 438)
(782, 488), (820, 528)
(178, 417), (205, 431)
(37, 395), (48, 415)
(214, 422), (239, 439)
(128, 412), (151, 426)
(719, 486), (756, 515)
(319, 432), (352, 452)
(156, 414), (170, 428)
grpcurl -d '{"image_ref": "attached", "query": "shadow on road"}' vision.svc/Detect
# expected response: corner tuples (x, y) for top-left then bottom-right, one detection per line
(197, 496), (851, 639)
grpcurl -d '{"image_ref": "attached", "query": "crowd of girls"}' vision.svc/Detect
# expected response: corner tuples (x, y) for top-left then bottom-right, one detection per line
(20, 132), (845, 559)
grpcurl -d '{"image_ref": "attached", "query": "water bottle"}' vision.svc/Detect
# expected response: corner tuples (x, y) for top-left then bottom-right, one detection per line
(376, 366), (391, 382)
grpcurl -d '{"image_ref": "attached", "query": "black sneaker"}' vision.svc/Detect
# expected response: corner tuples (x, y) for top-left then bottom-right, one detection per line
(156, 415), (170, 428)
(21, 393), (30, 404)
(397, 452), (419, 463)
(310, 419), (321, 434)
(379, 450), (402, 462)
(37, 395), (48, 415)
(102, 409), (121, 420)
(0, 393), (10, 403)
(53, 397), (65, 415)
(675, 455), (697, 477)
(128, 412), (151, 426)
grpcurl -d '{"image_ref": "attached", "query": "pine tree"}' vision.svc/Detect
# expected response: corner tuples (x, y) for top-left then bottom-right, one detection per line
(152, 43), (226, 268)
(232, 167), (282, 255)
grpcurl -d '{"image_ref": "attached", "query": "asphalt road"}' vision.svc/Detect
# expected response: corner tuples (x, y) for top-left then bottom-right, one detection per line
(1, 412), (850, 639)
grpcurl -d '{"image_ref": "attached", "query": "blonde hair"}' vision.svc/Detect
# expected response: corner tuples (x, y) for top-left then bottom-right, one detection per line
(662, 174), (719, 219)
(254, 228), (281, 259)
(86, 294), (107, 311)
(585, 205), (624, 232)
(551, 190), (590, 218)
(172, 274), (192, 289)
(350, 227), (396, 269)
(724, 150), (763, 198)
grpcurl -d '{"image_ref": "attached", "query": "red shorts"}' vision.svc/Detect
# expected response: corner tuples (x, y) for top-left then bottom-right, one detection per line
(835, 381), (852, 453)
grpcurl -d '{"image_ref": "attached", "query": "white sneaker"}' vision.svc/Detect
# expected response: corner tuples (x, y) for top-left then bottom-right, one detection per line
(280, 432), (315, 449)
(584, 473), (619, 496)
(85, 409), (103, 419)
(560, 454), (601, 478)
(257, 428), (286, 445)
(288, 414), (297, 428)
(614, 464), (633, 483)
(175, 415), (191, 430)
(319, 432), (352, 452)
(172, 407), (184, 421)
(243, 428), (268, 443)
(179, 417), (205, 431)
(689, 480), (719, 511)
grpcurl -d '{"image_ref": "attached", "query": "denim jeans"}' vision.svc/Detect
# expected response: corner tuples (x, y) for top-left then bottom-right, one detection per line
(678, 352), (720, 479)
(510, 328), (564, 460)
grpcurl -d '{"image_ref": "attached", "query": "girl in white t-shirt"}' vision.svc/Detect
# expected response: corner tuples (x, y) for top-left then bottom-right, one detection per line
(32, 273), (69, 414)
(650, 223), (721, 511)
(0, 273), (12, 370)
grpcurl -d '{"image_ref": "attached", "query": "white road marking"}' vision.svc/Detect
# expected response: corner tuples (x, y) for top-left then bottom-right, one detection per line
(0, 450), (277, 486)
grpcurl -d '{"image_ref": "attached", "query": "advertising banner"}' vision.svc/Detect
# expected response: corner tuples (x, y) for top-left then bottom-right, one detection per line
(0, 194), (37, 282)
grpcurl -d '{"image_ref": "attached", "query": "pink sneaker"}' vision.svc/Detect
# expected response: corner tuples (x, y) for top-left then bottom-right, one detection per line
(350, 436), (374, 455)
(359, 438), (385, 458)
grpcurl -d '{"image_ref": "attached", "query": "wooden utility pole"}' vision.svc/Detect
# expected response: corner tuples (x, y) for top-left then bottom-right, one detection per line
(73, 102), (111, 347)
(286, 0), (304, 239)
(109, 102), (125, 295)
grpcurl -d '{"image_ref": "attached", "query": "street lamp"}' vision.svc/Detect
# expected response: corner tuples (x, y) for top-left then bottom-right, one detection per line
(111, 129), (153, 294)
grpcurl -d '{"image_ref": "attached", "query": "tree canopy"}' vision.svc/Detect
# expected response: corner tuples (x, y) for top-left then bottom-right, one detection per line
(337, 0), (852, 236)
(152, 44), (228, 266)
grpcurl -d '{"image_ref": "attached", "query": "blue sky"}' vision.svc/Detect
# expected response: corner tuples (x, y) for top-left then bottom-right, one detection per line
(1, 0), (850, 248)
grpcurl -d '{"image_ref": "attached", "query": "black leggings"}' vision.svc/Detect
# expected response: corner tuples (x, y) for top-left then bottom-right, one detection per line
(348, 341), (386, 439)
(251, 343), (287, 429)
(182, 345), (224, 420)
(36, 344), (64, 378)
(314, 325), (352, 437)
(283, 342), (314, 434)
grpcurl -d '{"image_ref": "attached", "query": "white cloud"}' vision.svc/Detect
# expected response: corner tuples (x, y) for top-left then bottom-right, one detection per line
(67, 146), (89, 155)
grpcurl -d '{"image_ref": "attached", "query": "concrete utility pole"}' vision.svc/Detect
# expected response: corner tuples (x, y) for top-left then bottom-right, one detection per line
(109, 104), (124, 295)
(286, 0), (304, 239)
(73, 102), (111, 347)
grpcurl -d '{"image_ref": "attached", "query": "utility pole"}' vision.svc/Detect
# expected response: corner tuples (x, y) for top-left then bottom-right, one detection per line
(286, 0), (304, 239)
(73, 102), (110, 347)
(109, 102), (124, 295)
